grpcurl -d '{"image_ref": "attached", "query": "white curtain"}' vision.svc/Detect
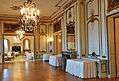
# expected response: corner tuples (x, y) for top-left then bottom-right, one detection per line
(4, 39), (9, 53)
(24, 39), (30, 50)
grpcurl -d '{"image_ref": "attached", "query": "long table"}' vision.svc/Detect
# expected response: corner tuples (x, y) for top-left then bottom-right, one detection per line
(25, 52), (34, 60)
(66, 59), (97, 78)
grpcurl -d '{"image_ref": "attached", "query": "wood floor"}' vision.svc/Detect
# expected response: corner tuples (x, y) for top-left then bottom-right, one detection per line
(0, 61), (118, 81)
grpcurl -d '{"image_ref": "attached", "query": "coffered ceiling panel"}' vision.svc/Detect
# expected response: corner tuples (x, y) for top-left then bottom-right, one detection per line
(0, 0), (64, 19)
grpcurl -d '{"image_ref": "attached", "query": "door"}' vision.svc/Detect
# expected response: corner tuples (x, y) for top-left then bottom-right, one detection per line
(54, 33), (62, 54)
(115, 17), (119, 77)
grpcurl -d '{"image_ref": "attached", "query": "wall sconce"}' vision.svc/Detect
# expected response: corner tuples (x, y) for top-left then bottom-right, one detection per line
(59, 39), (61, 42)
(47, 37), (53, 42)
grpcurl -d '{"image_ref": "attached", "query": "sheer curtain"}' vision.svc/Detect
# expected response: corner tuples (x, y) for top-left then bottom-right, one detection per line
(24, 39), (30, 50)
(4, 39), (9, 53)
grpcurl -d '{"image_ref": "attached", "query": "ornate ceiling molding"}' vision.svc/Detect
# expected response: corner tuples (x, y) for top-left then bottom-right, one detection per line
(0, 0), (78, 24)
(108, 0), (119, 12)
(0, 14), (18, 22)
(50, 0), (78, 22)
(63, 0), (77, 9)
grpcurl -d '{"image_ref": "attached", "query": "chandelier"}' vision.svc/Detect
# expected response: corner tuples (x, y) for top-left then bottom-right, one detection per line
(16, 28), (25, 40)
(20, 0), (40, 32)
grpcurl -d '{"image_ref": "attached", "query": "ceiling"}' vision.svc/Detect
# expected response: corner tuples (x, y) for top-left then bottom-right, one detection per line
(0, 0), (68, 20)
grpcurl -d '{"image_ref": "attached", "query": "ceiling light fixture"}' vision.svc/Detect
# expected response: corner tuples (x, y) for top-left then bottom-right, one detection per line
(16, 28), (25, 40)
(20, 0), (40, 32)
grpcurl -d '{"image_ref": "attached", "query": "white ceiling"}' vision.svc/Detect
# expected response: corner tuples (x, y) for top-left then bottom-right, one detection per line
(0, 0), (65, 19)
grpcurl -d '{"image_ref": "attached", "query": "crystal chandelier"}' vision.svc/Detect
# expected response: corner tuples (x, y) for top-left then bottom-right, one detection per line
(20, 0), (40, 32)
(16, 28), (25, 40)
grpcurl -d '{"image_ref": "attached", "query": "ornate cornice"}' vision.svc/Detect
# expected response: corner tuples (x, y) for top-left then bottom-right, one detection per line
(108, 0), (119, 12)
(0, 15), (18, 22)
(50, 0), (78, 22)
(0, 0), (78, 24)
(63, 0), (77, 9)
(3, 33), (33, 36)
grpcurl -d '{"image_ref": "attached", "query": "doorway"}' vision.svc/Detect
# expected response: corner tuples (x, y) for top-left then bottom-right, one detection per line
(107, 15), (119, 77)
(54, 32), (62, 54)
(114, 17), (119, 77)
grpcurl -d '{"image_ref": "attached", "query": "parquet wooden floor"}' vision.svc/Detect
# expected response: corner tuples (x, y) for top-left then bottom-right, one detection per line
(0, 61), (118, 81)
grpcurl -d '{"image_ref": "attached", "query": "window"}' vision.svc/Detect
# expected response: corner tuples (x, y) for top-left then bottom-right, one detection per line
(4, 39), (10, 53)
(23, 39), (30, 50)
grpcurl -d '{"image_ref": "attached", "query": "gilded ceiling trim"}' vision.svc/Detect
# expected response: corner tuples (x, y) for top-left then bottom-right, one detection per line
(63, 0), (77, 9)
(50, 0), (70, 19)
(55, 0), (63, 7)
(108, 0), (119, 12)
(50, 0), (77, 21)
(3, 33), (33, 36)
(0, 14), (18, 23)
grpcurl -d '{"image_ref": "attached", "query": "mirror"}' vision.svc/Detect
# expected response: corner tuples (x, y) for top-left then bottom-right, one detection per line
(53, 20), (62, 54)
(67, 21), (75, 51)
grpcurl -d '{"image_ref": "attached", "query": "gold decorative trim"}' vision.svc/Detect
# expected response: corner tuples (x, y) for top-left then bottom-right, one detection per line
(87, 15), (99, 23)
(108, 0), (119, 12)
(3, 33), (33, 36)
(50, 0), (78, 21)
(63, 0), (77, 9)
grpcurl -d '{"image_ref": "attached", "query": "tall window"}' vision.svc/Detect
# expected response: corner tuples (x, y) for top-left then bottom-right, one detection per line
(23, 39), (30, 50)
(4, 39), (10, 53)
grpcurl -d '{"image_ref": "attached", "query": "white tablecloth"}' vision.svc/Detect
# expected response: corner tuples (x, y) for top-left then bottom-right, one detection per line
(49, 55), (62, 67)
(66, 59), (96, 78)
(0, 55), (2, 63)
(42, 54), (50, 61)
(25, 52), (34, 60)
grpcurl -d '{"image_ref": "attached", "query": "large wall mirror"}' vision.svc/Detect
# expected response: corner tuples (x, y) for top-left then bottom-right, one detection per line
(66, 7), (75, 51)
(67, 21), (75, 51)
(53, 20), (62, 54)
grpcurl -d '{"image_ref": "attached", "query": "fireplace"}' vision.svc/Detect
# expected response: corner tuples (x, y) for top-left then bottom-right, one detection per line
(12, 46), (21, 52)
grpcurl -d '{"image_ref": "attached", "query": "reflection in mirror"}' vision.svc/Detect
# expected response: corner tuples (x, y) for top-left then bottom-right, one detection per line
(55, 33), (62, 54)
(53, 20), (62, 54)
(67, 21), (75, 51)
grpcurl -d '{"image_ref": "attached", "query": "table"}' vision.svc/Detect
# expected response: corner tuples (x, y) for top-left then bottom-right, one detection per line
(81, 57), (108, 78)
(25, 52), (34, 60)
(66, 59), (96, 78)
(49, 55), (62, 67)
(42, 54), (50, 61)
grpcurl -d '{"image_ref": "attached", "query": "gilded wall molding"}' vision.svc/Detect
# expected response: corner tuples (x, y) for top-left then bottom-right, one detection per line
(87, 15), (99, 23)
